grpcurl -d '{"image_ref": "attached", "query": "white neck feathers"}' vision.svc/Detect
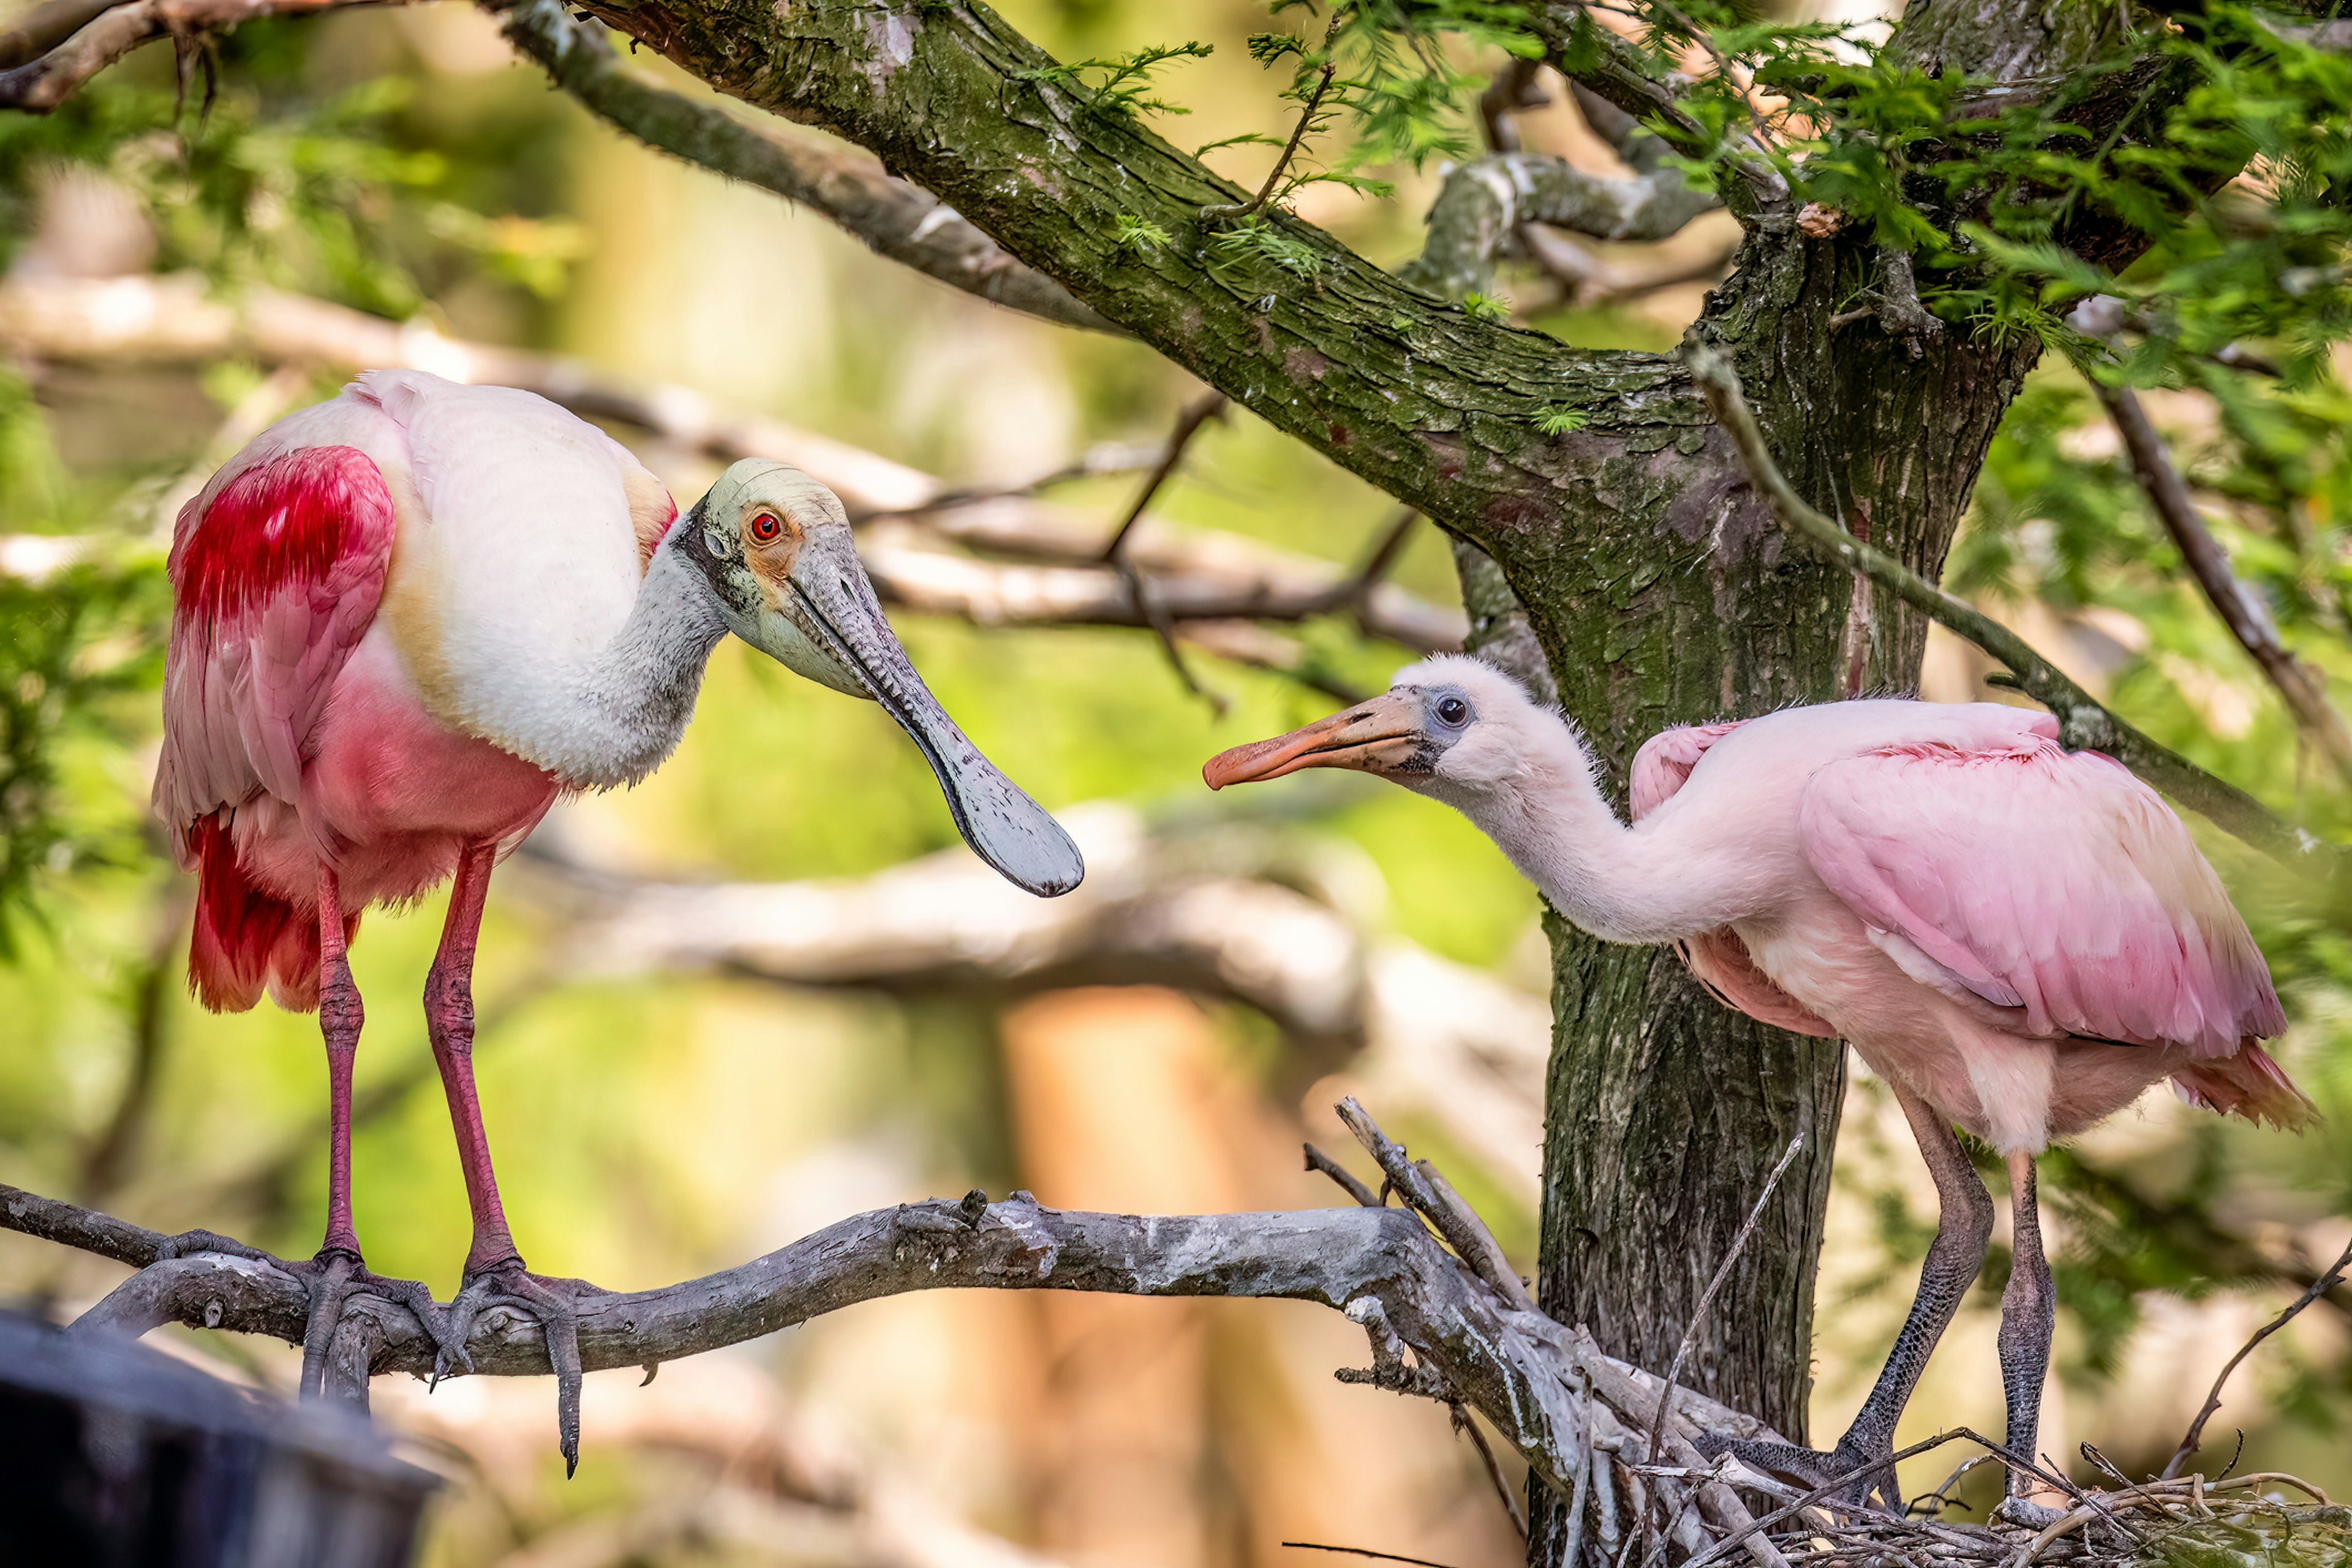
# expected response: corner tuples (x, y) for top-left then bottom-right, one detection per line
(1436, 717), (1739, 944)
(499, 539), (729, 789)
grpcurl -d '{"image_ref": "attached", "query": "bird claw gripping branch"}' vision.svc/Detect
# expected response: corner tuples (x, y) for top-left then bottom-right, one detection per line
(441, 1262), (601, 1477)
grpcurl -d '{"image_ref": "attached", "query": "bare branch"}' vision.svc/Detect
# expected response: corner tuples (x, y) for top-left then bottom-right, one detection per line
(0, 1147), (1784, 1523)
(496, 2), (1114, 334)
(2163, 1230), (2352, 1479)
(2093, 380), (2352, 786)
(0, 0), (122, 67)
(1679, 333), (2335, 867)
(1304, 1143), (1383, 1208)
(0, 0), (404, 111)
(0, 274), (1466, 655)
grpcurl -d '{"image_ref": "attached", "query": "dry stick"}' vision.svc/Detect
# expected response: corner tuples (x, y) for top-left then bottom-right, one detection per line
(1679, 1430), (2069, 1568)
(1643, 1134), (1803, 1466)
(1336, 1095), (1537, 1313)
(2162, 1230), (2352, 1480)
(1283, 1546), (1463, 1568)
(1679, 333), (2331, 868)
(1455, 1403), (1532, 1539)
(1562, 1376), (1596, 1568)
(1304, 1142), (1383, 1208)
(2095, 380), (2352, 787)
(1101, 390), (1231, 707)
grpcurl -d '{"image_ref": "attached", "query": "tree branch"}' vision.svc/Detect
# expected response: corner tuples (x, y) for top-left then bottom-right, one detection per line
(526, 0), (1683, 570)
(1398, 151), (1720, 303)
(0, 273), (1464, 657)
(2092, 380), (2352, 786)
(0, 0), (409, 111)
(496, 3), (1114, 334)
(0, 1118), (1790, 1545)
(1679, 333), (2334, 865)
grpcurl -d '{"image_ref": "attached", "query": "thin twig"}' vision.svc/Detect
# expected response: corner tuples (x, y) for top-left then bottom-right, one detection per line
(1305, 1142), (1382, 1208)
(1644, 1134), (1803, 1464)
(1098, 391), (1231, 707)
(1100, 391), (1229, 562)
(1454, 1403), (1531, 1538)
(1283, 1546), (1463, 1568)
(1679, 331), (2333, 867)
(2094, 380), (2352, 787)
(1336, 1096), (1536, 1313)
(1231, 61), (1337, 217)
(2163, 1231), (2352, 1479)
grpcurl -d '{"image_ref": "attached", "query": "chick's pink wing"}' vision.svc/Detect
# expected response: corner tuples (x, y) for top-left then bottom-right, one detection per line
(1633, 719), (1839, 1037)
(1629, 720), (1746, 822)
(153, 444), (398, 843)
(1798, 731), (2284, 1055)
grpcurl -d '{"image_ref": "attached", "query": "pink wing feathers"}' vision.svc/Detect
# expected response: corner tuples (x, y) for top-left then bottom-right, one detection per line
(1633, 719), (1840, 1037)
(154, 444), (398, 1011)
(1629, 720), (1746, 821)
(1797, 728), (2307, 1126)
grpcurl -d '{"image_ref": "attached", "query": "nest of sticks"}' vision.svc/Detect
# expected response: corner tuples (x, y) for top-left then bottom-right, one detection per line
(1653, 1457), (2347, 1568)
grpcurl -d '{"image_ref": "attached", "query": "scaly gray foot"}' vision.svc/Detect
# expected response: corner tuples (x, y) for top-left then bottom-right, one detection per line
(1693, 1431), (1902, 1513)
(443, 1261), (598, 1477)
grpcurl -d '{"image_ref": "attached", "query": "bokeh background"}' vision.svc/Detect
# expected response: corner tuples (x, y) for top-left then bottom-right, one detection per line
(1, 1), (2348, 1562)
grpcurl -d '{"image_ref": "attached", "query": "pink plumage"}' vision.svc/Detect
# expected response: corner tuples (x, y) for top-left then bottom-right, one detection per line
(1631, 704), (2306, 1137)
(153, 376), (663, 1009)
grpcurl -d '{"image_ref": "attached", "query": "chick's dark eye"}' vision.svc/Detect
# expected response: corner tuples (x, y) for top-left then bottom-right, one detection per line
(1435, 696), (1471, 726)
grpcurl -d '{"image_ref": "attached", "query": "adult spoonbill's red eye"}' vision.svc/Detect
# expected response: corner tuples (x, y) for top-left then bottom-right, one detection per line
(1207, 654), (2307, 1523)
(155, 369), (1082, 1472)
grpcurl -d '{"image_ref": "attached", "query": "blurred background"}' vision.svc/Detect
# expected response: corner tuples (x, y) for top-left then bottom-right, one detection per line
(0, 0), (2347, 1562)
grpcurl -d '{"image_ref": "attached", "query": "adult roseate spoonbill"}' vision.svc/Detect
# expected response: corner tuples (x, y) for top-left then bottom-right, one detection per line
(1205, 655), (2308, 1517)
(156, 369), (1081, 1466)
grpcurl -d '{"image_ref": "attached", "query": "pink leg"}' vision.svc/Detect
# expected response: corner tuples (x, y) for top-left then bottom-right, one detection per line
(317, 864), (364, 1259)
(426, 842), (522, 1273)
(429, 840), (590, 1476)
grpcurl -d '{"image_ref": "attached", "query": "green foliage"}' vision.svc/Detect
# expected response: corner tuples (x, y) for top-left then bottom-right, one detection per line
(1536, 404), (1588, 435)
(1113, 213), (1175, 252)
(1016, 40), (1214, 118)
(1460, 290), (1510, 323)
(0, 36), (584, 315)
(0, 559), (166, 953)
(1208, 212), (1324, 279)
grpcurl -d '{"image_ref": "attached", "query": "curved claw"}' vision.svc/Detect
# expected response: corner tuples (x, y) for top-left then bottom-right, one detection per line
(281, 1248), (457, 1407)
(450, 1263), (592, 1478)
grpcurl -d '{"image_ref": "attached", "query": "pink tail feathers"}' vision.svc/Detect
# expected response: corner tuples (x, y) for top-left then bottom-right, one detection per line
(2172, 1041), (2319, 1131)
(186, 815), (354, 1014)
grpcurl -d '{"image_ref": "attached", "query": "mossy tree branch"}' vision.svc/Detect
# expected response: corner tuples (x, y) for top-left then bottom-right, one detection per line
(515, 0), (1685, 576)
(497, 1), (1116, 334)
